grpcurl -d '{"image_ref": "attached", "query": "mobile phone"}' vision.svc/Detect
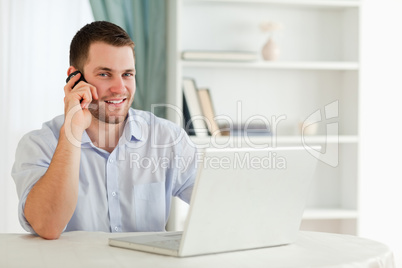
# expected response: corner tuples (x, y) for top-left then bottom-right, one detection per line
(66, 71), (87, 88)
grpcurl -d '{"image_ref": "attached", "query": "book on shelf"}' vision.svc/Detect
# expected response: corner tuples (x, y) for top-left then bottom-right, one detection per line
(197, 88), (222, 137)
(181, 50), (258, 62)
(228, 123), (272, 137)
(182, 78), (209, 137)
(183, 78), (271, 137)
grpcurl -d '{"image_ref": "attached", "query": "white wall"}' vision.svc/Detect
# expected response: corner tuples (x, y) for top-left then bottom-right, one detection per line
(0, 0), (93, 233)
(359, 1), (402, 267)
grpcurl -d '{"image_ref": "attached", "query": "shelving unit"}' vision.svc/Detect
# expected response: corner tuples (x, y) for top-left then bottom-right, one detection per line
(182, 61), (359, 70)
(187, 0), (360, 8)
(190, 135), (358, 146)
(166, 0), (360, 235)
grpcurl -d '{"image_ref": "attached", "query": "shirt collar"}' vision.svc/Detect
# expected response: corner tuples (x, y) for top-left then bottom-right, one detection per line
(81, 108), (143, 146)
(125, 108), (143, 142)
(81, 130), (92, 145)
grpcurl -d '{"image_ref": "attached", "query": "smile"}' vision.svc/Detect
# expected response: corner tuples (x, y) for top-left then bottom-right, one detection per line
(105, 98), (126, 104)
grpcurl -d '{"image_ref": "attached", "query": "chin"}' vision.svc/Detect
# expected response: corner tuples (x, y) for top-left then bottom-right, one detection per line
(90, 107), (129, 124)
(104, 115), (127, 124)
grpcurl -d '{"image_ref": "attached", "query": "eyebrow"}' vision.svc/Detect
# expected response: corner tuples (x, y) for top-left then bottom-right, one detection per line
(93, 66), (136, 73)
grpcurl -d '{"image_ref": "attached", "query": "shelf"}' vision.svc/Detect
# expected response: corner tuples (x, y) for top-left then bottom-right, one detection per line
(285, 135), (358, 143)
(190, 135), (358, 147)
(184, 0), (360, 8)
(303, 208), (358, 220)
(169, 0), (360, 235)
(181, 61), (359, 71)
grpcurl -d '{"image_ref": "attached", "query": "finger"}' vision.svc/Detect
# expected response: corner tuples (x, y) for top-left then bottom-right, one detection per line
(89, 84), (98, 100)
(79, 90), (93, 109)
(64, 72), (82, 94)
(67, 85), (92, 108)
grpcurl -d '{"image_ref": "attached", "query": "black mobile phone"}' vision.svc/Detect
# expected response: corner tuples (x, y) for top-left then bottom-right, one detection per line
(66, 71), (87, 88)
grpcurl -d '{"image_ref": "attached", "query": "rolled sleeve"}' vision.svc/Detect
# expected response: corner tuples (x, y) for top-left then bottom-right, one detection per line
(172, 129), (198, 204)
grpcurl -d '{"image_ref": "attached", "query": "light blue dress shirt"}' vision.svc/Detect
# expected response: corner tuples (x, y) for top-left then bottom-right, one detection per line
(12, 108), (198, 234)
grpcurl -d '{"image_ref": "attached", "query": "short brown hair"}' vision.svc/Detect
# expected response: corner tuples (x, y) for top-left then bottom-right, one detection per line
(69, 21), (135, 72)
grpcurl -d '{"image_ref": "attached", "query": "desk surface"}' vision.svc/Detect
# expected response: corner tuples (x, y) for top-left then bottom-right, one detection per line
(0, 231), (395, 268)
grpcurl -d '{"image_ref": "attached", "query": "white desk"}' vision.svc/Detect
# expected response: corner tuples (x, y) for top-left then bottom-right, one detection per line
(0, 231), (395, 268)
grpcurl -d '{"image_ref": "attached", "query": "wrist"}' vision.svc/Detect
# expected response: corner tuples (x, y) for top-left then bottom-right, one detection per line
(60, 124), (84, 148)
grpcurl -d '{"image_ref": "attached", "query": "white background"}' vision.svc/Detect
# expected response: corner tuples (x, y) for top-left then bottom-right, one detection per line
(0, 0), (94, 232)
(359, 0), (402, 266)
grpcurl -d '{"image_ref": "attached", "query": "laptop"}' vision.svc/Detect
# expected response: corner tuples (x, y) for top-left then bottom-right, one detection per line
(109, 147), (319, 257)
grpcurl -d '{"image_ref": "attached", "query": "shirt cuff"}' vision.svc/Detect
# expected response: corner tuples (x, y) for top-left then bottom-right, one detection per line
(178, 186), (194, 204)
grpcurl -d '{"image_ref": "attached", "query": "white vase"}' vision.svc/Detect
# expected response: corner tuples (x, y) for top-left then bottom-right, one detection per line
(262, 37), (280, 61)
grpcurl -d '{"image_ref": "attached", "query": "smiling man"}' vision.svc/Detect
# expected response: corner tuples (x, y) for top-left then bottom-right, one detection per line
(12, 21), (197, 239)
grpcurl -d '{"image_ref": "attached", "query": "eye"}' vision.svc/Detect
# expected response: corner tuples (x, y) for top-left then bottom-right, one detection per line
(98, 73), (108, 77)
(123, 73), (134, 77)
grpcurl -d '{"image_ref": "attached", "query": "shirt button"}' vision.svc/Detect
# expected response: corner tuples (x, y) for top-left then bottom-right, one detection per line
(112, 192), (116, 197)
(109, 159), (114, 163)
(114, 227), (118, 231)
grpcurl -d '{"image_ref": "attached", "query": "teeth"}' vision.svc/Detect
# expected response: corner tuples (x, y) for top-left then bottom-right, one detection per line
(106, 99), (124, 104)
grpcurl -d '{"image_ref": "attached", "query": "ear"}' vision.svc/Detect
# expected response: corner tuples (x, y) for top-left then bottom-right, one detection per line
(67, 66), (78, 76)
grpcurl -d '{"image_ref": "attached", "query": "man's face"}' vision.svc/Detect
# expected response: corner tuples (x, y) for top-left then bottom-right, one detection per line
(83, 42), (136, 124)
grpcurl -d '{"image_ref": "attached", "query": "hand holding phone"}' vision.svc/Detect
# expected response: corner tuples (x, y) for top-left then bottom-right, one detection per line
(66, 71), (87, 88)
(65, 70), (98, 108)
(64, 70), (98, 133)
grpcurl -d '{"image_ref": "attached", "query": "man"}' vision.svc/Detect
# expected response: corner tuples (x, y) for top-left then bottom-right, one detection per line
(12, 21), (197, 240)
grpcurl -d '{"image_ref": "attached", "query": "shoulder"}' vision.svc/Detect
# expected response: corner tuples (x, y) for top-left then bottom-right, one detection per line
(13, 115), (64, 179)
(18, 115), (64, 151)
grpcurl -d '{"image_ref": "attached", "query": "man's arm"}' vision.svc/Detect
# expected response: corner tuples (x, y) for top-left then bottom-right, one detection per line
(24, 126), (82, 239)
(24, 72), (97, 239)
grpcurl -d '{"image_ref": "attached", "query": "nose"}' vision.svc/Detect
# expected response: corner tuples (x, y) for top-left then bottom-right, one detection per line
(110, 76), (126, 94)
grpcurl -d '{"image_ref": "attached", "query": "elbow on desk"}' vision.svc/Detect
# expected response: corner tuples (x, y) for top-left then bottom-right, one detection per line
(24, 205), (66, 240)
(39, 230), (62, 240)
(35, 227), (63, 240)
(29, 221), (63, 240)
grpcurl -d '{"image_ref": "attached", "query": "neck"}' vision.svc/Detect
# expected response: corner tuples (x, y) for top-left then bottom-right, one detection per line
(86, 117), (126, 153)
